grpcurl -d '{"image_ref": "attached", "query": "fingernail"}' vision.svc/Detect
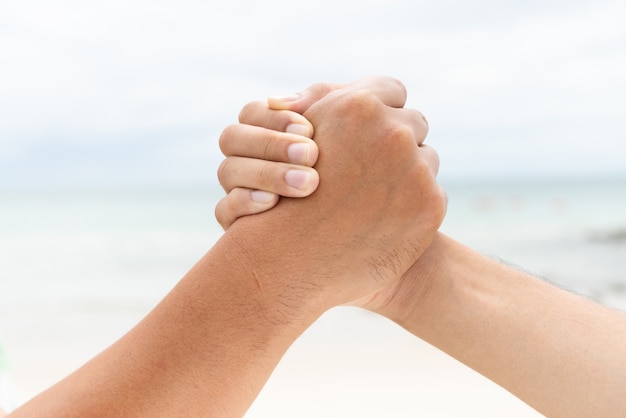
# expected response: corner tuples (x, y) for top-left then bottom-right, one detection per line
(287, 142), (312, 165)
(251, 190), (276, 203)
(270, 93), (301, 102)
(285, 170), (311, 190)
(268, 93), (303, 110)
(286, 123), (311, 137)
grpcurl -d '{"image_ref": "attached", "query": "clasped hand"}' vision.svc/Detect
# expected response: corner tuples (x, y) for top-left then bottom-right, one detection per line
(217, 76), (447, 311)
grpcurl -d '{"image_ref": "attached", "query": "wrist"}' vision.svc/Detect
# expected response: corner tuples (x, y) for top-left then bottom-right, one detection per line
(361, 232), (450, 324)
(387, 234), (498, 341)
(221, 217), (329, 326)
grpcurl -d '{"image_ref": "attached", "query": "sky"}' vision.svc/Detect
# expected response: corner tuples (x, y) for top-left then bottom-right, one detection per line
(1, 0), (625, 189)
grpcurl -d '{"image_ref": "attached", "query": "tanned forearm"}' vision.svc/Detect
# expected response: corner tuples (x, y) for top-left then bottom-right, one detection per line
(389, 233), (626, 418)
(8, 229), (324, 418)
(7, 78), (446, 417)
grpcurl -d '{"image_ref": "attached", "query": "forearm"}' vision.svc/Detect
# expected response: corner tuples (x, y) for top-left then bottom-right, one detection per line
(394, 234), (626, 417)
(9, 228), (323, 417)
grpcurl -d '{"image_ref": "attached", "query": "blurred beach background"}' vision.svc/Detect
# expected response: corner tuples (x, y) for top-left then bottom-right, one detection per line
(1, 1), (625, 416)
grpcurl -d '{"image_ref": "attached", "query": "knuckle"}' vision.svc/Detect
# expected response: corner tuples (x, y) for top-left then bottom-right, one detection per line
(218, 124), (238, 154)
(268, 110), (291, 132)
(393, 78), (408, 99)
(380, 122), (416, 157)
(365, 75), (407, 101)
(233, 188), (253, 211)
(256, 163), (275, 188)
(387, 123), (415, 144)
(238, 100), (264, 123)
(306, 82), (335, 101)
(409, 109), (429, 132)
(432, 147), (441, 167)
(214, 199), (229, 230)
(336, 89), (380, 119)
(216, 188), (263, 230)
(216, 158), (232, 187)
(418, 110), (429, 133)
(414, 109), (429, 142)
(262, 132), (282, 160)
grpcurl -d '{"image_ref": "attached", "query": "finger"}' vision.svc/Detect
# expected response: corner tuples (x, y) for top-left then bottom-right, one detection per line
(351, 76), (408, 109)
(220, 124), (319, 166)
(215, 188), (279, 230)
(268, 76), (408, 115)
(418, 144), (441, 177)
(238, 100), (314, 138)
(268, 81), (345, 114)
(218, 156), (320, 196)
(402, 108), (429, 146)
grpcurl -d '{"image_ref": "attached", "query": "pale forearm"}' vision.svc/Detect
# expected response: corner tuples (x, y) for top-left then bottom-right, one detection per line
(396, 234), (626, 417)
(9, 231), (322, 417)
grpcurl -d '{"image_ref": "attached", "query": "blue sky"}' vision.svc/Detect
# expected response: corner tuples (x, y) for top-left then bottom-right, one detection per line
(1, 0), (625, 188)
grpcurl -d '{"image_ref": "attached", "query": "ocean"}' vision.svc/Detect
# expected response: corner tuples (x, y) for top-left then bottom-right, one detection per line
(0, 178), (625, 412)
(440, 177), (626, 307)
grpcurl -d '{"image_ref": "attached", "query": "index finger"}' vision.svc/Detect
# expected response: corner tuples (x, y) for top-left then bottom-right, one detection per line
(268, 81), (345, 114)
(267, 76), (407, 116)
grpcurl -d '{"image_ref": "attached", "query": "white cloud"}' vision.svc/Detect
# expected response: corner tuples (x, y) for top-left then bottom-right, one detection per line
(0, 0), (625, 186)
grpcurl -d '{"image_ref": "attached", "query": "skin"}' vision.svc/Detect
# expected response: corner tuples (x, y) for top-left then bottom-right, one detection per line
(217, 80), (626, 417)
(6, 77), (446, 417)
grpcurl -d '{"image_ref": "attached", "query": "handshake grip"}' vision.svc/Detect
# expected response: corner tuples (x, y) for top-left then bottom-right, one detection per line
(227, 78), (446, 308)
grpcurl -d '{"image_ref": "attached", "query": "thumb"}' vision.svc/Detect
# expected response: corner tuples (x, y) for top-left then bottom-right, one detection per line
(268, 81), (345, 114)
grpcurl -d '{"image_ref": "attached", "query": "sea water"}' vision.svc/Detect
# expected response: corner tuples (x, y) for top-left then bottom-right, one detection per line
(2, 179), (624, 313)
(440, 177), (626, 307)
(0, 178), (625, 406)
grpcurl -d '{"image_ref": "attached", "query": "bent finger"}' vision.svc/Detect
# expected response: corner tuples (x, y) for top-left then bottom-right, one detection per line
(400, 108), (429, 146)
(218, 156), (320, 196)
(268, 81), (345, 114)
(238, 101), (314, 137)
(351, 76), (408, 109)
(269, 76), (408, 115)
(220, 124), (319, 166)
(215, 188), (279, 230)
(418, 144), (441, 177)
